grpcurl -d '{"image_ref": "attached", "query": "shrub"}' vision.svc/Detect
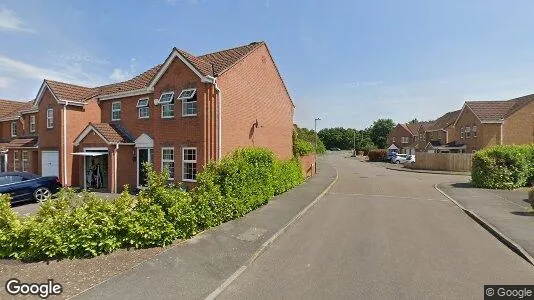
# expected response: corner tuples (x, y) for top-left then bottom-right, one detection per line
(472, 145), (534, 189)
(293, 139), (314, 157)
(0, 147), (304, 261)
(368, 149), (388, 162)
(529, 188), (534, 210)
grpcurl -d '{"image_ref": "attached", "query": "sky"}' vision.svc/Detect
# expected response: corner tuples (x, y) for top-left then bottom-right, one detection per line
(1, 0), (534, 130)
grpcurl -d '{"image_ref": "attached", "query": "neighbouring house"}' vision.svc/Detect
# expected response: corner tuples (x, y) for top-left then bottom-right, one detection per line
(0, 99), (38, 173)
(0, 41), (294, 193)
(453, 95), (534, 152)
(386, 122), (423, 154)
(423, 110), (462, 152)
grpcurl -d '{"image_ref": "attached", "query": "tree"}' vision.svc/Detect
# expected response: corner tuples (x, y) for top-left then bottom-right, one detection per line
(317, 127), (376, 151)
(369, 119), (395, 149)
(409, 118), (419, 124)
(293, 125), (326, 155)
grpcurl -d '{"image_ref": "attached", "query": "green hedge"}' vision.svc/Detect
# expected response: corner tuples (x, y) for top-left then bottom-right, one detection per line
(471, 144), (534, 189)
(368, 149), (388, 162)
(0, 148), (304, 261)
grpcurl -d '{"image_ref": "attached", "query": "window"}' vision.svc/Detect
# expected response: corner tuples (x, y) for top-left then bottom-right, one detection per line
(46, 108), (54, 128)
(465, 126), (471, 138)
(419, 133), (423, 140)
(111, 102), (121, 121)
(161, 148), (175, 180)
(13, 151), (19, 172)
(159, 92), (175, 118)
(178, 89), (197, 117)
(392, 137), (396, 143)
(22, 151), (29, 172)
(10, 122), (16, 137)
(460, 127), (465, 139)
(30, 115), (36, 133)
(472, 125), (477, 138)
(401, 136), (409, 144)
(182, 147), (197, 182)
(137, 98), (149, 119)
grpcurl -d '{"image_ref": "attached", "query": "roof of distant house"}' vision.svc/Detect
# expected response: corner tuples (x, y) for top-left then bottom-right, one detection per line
(428, 109), (461, 131)
(41, 42), (265, 105)
(0, 99), (34, 120)
(465, 94), (534, 122)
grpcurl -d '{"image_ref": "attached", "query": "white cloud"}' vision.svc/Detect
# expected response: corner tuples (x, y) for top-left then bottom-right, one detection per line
(0, 8), (34, 33)
(0, 77), (11, 88)
(0, 55), (77, 82)
(109, 58), (136, 82)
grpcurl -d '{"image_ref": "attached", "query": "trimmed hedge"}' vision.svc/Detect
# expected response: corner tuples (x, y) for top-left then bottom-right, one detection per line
(471, 144), (534, 189)
(0, 147), (304, 261)
(368, 149), (388, 162)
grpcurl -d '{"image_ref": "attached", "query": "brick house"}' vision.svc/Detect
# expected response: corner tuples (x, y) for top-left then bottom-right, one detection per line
(0, 100), (39, 174)
(2, 41), (293, 193)
(386, 122), (422, 154)
(423, 110), (462, 152)
(453, 95), (534, 152)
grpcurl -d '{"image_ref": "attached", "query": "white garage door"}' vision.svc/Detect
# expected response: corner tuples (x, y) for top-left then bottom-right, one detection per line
(41, 151), (59, 177)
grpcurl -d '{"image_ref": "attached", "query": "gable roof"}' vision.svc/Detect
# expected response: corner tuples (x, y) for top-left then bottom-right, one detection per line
(73, 122), (135, 145)
(405, 123), (421, 135)
(429, 109), (461, 131)
(0, 99), (35, 121)
(36, 42), (269, 104)
(464, 94), (534, 122)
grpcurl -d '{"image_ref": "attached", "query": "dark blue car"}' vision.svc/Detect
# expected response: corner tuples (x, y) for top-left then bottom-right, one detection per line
(0, 172), (62, 203)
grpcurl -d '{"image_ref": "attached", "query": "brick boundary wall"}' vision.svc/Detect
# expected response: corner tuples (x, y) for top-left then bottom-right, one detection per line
(300, 154), (316, 178)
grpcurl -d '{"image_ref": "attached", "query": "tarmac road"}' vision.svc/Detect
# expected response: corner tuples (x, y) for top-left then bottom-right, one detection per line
(217, 153), (534, 299)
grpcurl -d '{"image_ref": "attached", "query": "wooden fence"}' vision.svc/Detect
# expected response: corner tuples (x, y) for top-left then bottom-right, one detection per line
(406, 153), (474, 172)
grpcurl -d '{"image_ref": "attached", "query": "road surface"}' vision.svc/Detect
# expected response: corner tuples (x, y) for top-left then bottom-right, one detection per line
(217, 153), (534, 299)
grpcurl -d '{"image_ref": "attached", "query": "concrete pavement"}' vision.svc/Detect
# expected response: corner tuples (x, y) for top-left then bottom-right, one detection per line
(218, 153), (534, 299)
(438, 182), (534, 264)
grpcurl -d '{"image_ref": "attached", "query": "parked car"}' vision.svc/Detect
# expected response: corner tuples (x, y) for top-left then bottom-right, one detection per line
(387, 151), (398, 160)
(405, 154), (416, 163)
(0, 172), (62, 203)
(390, 153), (408, 164)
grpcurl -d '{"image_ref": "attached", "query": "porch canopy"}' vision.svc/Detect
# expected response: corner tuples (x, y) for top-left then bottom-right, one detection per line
(387, 144), (399, 150)
(71, 152), (108, 156)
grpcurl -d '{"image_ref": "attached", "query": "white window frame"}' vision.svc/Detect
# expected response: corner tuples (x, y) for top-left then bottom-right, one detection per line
(159, 92), (175, 119)
(180, 89), (197, 117)
(22, 151), (29, 172)
(10, 121), (16, 137)
(392, 137), (396, 143)
(13, 151), (19, 172)
(177, 88), (196, 100)
(182, 147), (197, 182)
(401, 136), (409, 144)
(465, 126), (471, 138)
(460, 127), (465, 139)
(137, 98), (149, 119)
(29, 115), (36, 133)
(111, 101), (121, 121)
(472, 125), (477, 138)
(161, 147), (175, 180)
(46, 108), (54, 128)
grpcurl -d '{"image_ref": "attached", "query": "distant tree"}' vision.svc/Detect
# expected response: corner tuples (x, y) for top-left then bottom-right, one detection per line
(318, 127), (376, 151)
(369, 119), (395, 149)
(409, 118), (419, 124)
(293, 125), (325, 155)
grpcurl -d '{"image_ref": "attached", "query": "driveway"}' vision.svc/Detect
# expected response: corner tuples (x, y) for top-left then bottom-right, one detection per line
(217, 153), (534, 299)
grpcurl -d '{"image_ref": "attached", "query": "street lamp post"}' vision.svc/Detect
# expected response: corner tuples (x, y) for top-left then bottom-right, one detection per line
(352, 129), (356, 157)
(314, 117), (321, 173)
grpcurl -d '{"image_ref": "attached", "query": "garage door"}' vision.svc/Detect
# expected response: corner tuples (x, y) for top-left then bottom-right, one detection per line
(41, 151), (59, 177)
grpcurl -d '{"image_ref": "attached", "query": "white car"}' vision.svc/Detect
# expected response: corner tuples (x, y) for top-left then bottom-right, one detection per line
(391, 153), (408, 164)
(405, 154), (416, 163)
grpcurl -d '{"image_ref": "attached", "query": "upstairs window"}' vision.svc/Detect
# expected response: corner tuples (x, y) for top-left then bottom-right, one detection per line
(30, 115), (36, 133)
(11, 122), (16, 137)
(159, 92), (175, 118)
(137, 98), (149, 119)
(392, 137), (396, 143)
(178, 88), (197, 117)
(46, 108), (54, 128)
(111, 102), (121, 121)
(182, 147), (197, 182)
(472, 125), (477, 138)
(401, 136), (409, 144)
(465, 126), (471, 138)
(460, 127), (465, 139)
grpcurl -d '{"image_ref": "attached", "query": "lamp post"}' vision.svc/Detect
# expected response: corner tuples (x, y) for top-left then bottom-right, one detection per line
(314, 117), (321, 173)
(352, 129), (356, 157)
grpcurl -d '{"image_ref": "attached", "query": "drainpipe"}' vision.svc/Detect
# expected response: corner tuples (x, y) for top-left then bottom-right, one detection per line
(215, 82), (222, 160)
(62, 101), (68, 186)
(114, 143), (119, 193)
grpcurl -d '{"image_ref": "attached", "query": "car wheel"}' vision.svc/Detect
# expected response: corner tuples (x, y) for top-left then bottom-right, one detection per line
(34, 187), (52, 203)
(395, 160), (400, 164)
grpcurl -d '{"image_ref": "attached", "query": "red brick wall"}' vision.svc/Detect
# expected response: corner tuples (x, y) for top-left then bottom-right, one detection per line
(300, 154), (316, 177)
(217, 44), (294, 160)
(503, 100), (534, 145)
(387, 124), (415, 150)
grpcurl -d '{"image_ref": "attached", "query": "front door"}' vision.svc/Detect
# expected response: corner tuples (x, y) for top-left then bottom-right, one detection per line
(0, 153), (6, 172)
(137, 148), (153, 187)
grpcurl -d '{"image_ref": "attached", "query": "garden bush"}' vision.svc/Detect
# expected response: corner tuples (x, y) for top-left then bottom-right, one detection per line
(471, 144), (534, 189)
(368, 149), (388, 162)
(0, 147), (304, 261)
(529, 188), (534, 210)
(293, 138), (314, 157)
